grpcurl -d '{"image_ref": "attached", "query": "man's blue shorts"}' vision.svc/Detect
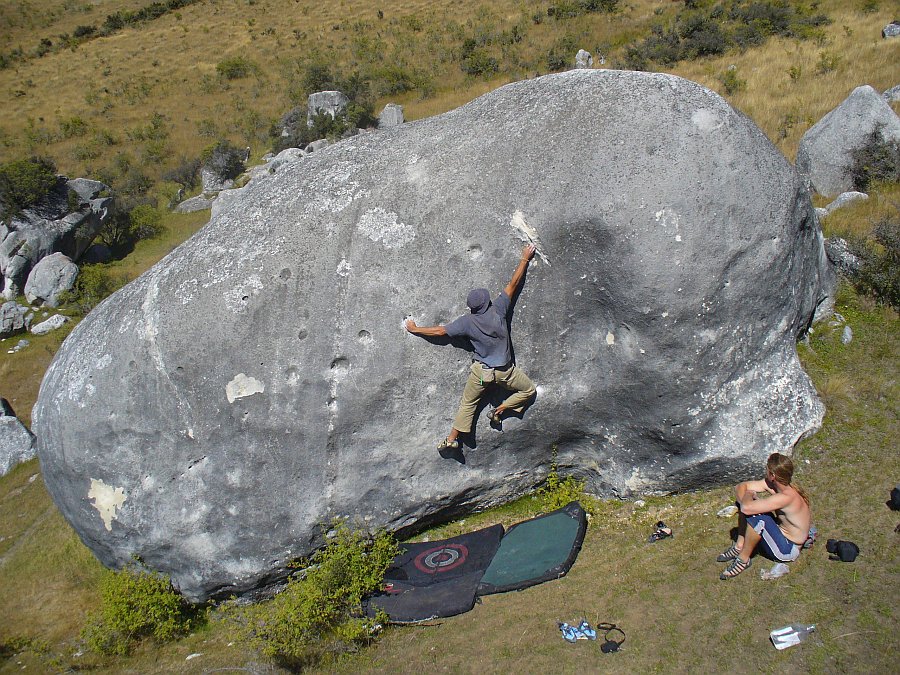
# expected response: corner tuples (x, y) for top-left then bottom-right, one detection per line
(746, 513), (801, 562)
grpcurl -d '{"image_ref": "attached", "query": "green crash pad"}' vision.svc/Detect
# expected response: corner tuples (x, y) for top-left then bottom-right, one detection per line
(477, 501), (587, 595)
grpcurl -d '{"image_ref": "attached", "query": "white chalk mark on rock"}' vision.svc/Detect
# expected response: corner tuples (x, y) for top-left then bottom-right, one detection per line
(509, 210), (551, 266)
(88, 479), (126, 531)
(336, 258), (352, 277)
(226, 373), (265, 403)
(606, 331), (615, 346)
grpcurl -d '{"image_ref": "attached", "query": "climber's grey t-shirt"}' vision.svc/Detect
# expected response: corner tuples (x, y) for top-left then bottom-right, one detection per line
(445, 292), (512, 368)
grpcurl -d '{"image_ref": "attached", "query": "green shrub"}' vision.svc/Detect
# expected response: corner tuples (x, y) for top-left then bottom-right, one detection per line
(59, 116), (89, 139)
(849, 127), (900, 192)
(58, 264), (123, 313)
(162, 157), (201, 189)
(216, 55), (257, 80)
(623, 0), (831, 69)
(546, 35), (579, 72)
(202, 140), (246, 180)
(719, 66), (746, 95)
(0, 156), (58, 219)
(538, 449), (591, 513)
(850, 217), (900, 308)
(815, 50), (841, 74)
(230, 524), (398, 670)
(82, 562), (199, 656)
(461, 48), (498, 76)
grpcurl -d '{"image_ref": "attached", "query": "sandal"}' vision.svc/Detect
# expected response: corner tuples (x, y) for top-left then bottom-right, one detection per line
(716, 544), (742, 562)
(558, 622), (581, 643)
(719, 556), (751, 580)
(437, 438), (460, 451)
(576, 620), (597, 641)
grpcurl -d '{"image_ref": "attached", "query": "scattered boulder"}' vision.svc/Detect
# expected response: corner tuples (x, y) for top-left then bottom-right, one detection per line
(378, 104), (405, 129)
(7, 338), (29, 354)
(824, 237), (861, 277)
(265, 147), (307, 174)
(882, 21), (900, 39)
(575, 49), (593, 69)
(174, 195), (216, 214)
(823, 191), (869, 216)
(0, 400), (36, 476)
(841, 325), (853, 345)
(305, 138), (331, 153)
(884, 84), (900, 104)
(24, 252), (78, 307)
(0, 301), (31, 338)
(34, 70), (834, 601)
(200, 168), (233, 194)
(796, 85), (900, 197)
(31, 313), (70, 335)
(1, 177), (112, 299)
(307, 91), (349, 127)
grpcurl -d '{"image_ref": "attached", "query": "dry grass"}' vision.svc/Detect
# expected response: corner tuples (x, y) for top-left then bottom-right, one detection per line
(820, 182), (900, 240)
(1, 1), (899, 672)
(669, 4), (900, 160)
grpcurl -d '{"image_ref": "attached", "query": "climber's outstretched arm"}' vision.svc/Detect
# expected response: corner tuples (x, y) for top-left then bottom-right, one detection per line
(405, 319), (448, 337)
(504, 244), (536, 299)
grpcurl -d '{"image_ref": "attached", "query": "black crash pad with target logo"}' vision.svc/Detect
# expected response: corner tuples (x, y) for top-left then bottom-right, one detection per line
(363, 523), (504, 623)
(364, 502), (588, 623)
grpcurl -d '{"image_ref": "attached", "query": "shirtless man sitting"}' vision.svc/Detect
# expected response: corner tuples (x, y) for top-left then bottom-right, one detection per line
(718, 452), (812, 580)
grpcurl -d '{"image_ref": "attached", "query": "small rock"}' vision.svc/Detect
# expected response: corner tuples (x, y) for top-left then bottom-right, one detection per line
(378, 103), (405, 129)
(575, 49), (593, 69)
(717, 505), (738, 518)
(841, 325), (853, 344)
(31, 314), (70, 335)
(185, 653), (202, 661)
(824, 191), (868, 215)
(883, 21), (900, 39)
(884, 84), (900, 104)
(633, 499), (646, 508)
(8, 338), (30, 353)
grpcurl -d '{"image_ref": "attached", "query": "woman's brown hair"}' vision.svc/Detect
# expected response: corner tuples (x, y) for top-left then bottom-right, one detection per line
(767, 453), (809, 504)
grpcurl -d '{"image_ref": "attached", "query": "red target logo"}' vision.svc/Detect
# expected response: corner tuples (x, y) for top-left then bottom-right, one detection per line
(413, 543), (469, 574)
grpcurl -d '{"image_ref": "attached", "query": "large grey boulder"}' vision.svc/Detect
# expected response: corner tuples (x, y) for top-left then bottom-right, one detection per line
(1, 177), (112, 299)
(307, 90), (349, 127)
(34, 70), (834, 601)
(24, 252), (78, 307)
(796, 85), (900, 197)
(0, 401), (36, 476)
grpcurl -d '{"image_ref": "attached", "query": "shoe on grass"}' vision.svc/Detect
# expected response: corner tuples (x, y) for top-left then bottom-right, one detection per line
(716, 544), (741, 562)
(719, 556), (751, 580)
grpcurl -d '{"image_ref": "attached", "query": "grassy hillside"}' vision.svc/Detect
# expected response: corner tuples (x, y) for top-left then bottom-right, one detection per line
(1, 0), (899, 672)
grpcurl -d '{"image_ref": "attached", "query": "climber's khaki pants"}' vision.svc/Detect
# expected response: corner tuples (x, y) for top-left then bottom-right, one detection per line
(452, 362), (536, 433)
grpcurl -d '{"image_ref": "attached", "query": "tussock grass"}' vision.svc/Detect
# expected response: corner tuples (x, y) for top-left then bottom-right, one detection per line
(821, 182), (900, 241)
